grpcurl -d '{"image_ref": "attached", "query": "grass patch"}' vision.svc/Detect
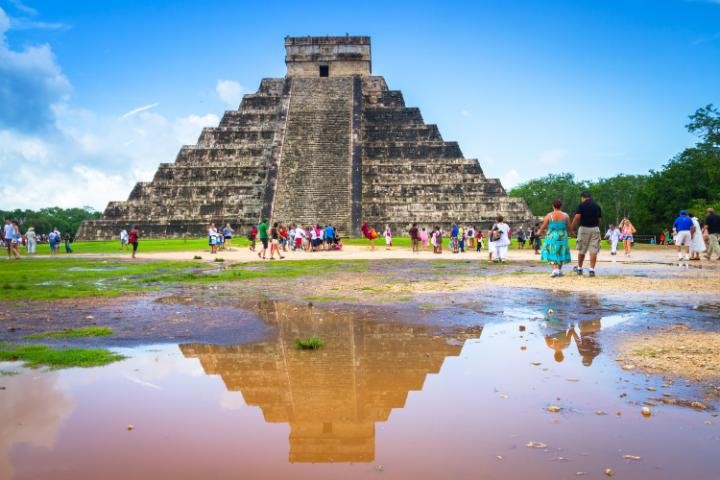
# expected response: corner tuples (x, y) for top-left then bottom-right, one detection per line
(214, 257), (225, 262)
(634, 347), (659, 358)
(0, 343), (125, 369)
(0, 258), (370, 301)
(0, 369), (19, 376)
(25, 326), (114, 340)
(193, 255), (202, 260)
(294, 337), (324, 350)
(304, 295), (357, 302)
(419, 303), (439, 309)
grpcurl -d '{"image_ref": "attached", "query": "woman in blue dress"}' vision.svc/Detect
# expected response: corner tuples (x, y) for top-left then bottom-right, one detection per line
(539, 199), (575, 277)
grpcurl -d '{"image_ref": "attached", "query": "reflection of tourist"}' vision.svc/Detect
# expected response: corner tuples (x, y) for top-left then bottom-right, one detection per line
(539, 199), (574, 277)
(571, 320), (602, 366)
(545, 327), (574, 362)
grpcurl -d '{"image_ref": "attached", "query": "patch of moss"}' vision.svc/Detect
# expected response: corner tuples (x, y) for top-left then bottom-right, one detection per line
(25, 326), (114, 340)
(0, 344), (125, 369)
(295, 337), (324, 350)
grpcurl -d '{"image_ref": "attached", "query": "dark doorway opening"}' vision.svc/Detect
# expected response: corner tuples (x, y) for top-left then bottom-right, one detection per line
(319, 65), (329, 77)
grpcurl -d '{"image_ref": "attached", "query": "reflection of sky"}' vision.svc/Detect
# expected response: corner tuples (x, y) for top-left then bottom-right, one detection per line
(0, 372), (74, 480)
(2, 297), (719, 479)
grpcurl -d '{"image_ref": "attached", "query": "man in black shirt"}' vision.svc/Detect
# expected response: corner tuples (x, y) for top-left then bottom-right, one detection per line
(571, 191), (602, 277)
(705, 207), (720, 260)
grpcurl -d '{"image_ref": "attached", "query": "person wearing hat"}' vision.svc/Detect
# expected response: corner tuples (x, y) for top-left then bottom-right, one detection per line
(26, 227), (37, 254)
(672, 210), (694, 261)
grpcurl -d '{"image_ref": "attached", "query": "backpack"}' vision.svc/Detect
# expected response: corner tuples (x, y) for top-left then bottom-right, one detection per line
(491, 228), (503, 242)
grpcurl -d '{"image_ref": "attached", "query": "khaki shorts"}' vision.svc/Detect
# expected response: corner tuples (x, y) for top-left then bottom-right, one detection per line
(577, 226), (601, 255)
(675, 230), (692, 247)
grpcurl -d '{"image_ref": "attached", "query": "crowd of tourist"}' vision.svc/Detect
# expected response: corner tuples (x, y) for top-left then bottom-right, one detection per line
(1, 219), (77, 258)
(4, 197), (719, 268)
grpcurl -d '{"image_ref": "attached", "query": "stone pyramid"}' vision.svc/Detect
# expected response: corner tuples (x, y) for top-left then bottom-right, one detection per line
(78, 36), (533, 239)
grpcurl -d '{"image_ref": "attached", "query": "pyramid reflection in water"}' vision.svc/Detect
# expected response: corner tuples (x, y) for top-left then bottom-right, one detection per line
(181, 301), (482, 463)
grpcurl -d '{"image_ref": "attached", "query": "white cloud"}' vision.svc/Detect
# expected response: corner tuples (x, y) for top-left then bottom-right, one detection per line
(120, 103), (160, 119)
(538, 148), (568, 165)
(0, 7), (71, 132)
(173, 113), (220, 145)
(501, 168), (521, 188)
(215, 79), (244, 107)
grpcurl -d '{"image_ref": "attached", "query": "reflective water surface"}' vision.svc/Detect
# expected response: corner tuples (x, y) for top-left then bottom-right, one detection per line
(1, 295), (719, 480)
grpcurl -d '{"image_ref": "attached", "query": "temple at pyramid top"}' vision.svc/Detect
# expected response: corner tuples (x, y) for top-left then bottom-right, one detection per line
(77, 35), (534, 239)
(285, 36), (372, 77)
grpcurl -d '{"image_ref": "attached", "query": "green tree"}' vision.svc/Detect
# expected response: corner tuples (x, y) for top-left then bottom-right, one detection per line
(590, 174), (648, 226)
(509, 173), (587, 217)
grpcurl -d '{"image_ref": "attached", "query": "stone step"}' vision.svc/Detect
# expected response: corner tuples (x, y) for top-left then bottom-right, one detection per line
(363, 107), (423, 125)
(364, 142), (463, 159)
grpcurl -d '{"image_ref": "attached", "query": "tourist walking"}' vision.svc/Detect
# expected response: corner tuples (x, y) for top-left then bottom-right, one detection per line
(361, 221), (377, 251)
(408, 223), (419, 252)
(539, 200), (574, 277)
(268, 222), (284, 260)
(120, 229), (129, 250)
(466, 226), (475, 249)
(619, 218), (636, 257)
(605, 224), (621, 256)
(450, 223), (459, 253)
(705, 208), (720, 260)
(222, 224), (234, 250)
(128, 226), (139, 258)
(672, 210), (693, 261)
(490, 215), (511, 262)
(4, 220), (20, 259)
(475, 229), (484, 252)
(63, 232), (73, 254)
(516, 227), (526, 249)
(571, 191), (602, 277)
(690, 214), (706, 260)
(48, 228), (59, 255)
(208, 223), (219, 254)
(26, 227), (36, 254)
(248, 225), (258, 251)
(384, 225), (392, 249)
(258, 219), (269, 259)
(420, 227), (429, 249)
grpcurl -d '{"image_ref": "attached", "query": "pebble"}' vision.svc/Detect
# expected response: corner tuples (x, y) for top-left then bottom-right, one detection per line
(520, 345), (527, 351)
(623, 455), (641, 460)
(531, 361), (542, 366)
(596, 410), (607, 416)
(641, 407), (652, 417)
(519, 325), (526, 332)
(547, 405), (561, 413)
(85, 315), (94, 320)
(526, 441), (547, 449)
(646, 386), (656, 392)
(622, 364), (636, 371)
(605, 468), (614, 477)
(691, 401), (708, 410)
(127, 424), (134, 431)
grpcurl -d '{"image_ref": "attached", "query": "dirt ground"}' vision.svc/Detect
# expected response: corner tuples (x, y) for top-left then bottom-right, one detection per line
(102, 245), (720, 295)
(617, 328), (720, 382)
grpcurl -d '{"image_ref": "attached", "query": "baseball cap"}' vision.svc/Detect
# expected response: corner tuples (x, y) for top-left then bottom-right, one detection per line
(679, 210), (687, 215)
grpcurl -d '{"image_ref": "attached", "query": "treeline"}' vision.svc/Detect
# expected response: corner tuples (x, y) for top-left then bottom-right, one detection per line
(0, 207), (101, 235)
(510, 105), (720, 235)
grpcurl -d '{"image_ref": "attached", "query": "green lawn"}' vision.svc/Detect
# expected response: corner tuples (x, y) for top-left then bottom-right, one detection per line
(0, 257), (369, 301)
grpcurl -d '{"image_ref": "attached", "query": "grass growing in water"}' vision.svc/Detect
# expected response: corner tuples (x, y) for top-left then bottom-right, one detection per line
(25, 326), (114, 340)
(0, 343), (125, 369)
(295, 337), (324, 350)
(0, 369), (19, 376)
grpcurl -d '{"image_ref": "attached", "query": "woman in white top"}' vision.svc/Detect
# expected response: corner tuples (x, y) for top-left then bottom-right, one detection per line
(690, 215), (706, 260)
(490, 215), (511, 262)
(384, 225), (392, 248)
(26, 227), (37, 254)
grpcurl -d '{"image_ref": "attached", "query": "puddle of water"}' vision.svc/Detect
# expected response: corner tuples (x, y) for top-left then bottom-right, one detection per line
(1, 300), (719, 480)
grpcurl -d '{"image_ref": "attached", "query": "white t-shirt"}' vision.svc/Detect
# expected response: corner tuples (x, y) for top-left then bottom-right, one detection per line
(492, 223), (511, 247)
(120, 230), (128, 241)
(606, 228), (621, 242)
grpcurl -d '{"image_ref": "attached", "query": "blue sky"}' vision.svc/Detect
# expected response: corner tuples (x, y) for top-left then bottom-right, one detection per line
(1, 0), (719, 209)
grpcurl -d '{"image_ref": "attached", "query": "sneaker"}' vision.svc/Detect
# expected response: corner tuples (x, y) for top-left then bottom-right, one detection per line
(279, 256), (285, 259)
(551, 270), (560, 277)
(573, 266), (583, 275)
(588, 269), (596, 277)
